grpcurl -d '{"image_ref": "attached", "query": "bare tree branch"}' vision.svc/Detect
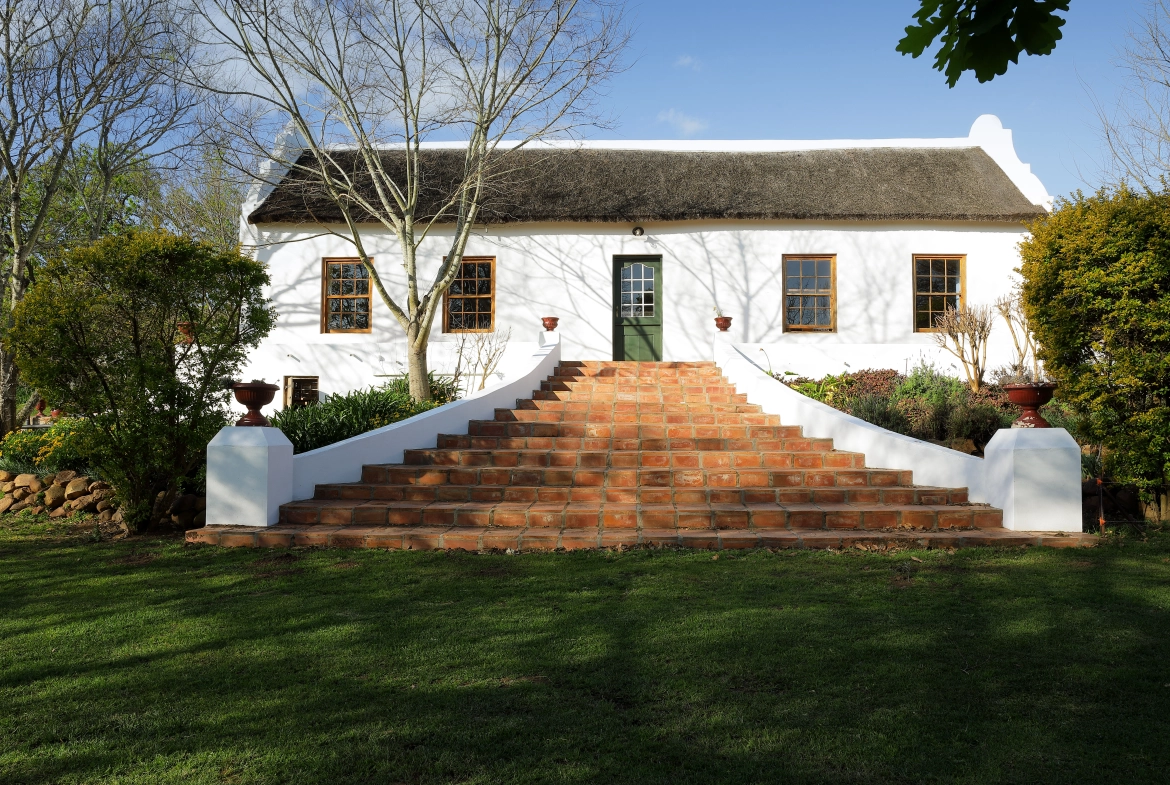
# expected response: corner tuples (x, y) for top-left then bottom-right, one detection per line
(190, 0), (628, 401)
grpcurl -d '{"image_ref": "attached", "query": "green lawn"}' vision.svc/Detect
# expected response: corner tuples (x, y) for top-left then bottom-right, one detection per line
(2, 518), (1169, 784)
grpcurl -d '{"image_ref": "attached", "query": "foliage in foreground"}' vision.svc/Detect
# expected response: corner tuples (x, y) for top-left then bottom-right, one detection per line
(269, 374), (461, 454)
(783, 363), (1018, 452)
(1021, 186), (1170, 493)
(0, 520), (1167, 783)
(0, 417), (89, 476)
(8, 232), (275, 530)
(897, 0), (1070, 87)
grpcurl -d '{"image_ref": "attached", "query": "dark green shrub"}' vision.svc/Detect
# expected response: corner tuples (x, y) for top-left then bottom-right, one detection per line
(8, 231), (275, 530)
(270, 374), (459, 454)
(380, 373), (461, 405)
(840, 369), (902, 401)
(947, 402), (1011, 449)
(848, 395), (912, 435)
(892, 362), (965, 406)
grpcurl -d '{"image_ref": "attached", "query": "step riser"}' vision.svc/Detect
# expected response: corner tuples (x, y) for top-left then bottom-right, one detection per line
(403, 449), (867, 469)
(435, 435), (810, 450)
(358, 466), (914, 488)
(515, 401), (765, 413)
(541, 381), (735, 393)
(310, 486), (966, 505)
(494, 411), (782, 425)
(194, 525), (1091, 551)
(465, 422), (813, 440)
(531, 391), (751, 403)
(281, 504), (999, 530)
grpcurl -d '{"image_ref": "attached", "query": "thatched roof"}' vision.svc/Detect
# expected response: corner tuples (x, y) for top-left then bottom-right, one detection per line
(247, 146), (1045, 225)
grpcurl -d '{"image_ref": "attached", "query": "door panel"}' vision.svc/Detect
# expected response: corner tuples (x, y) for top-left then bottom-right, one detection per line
(613, 256), (663, 361)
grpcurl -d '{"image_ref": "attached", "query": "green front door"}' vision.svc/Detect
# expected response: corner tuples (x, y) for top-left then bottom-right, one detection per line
(613, 256), (663, 361)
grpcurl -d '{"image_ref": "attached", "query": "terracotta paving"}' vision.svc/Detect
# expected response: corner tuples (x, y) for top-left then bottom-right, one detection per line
(188, 523), (1097, 550)
(186, 361), (1096, 551)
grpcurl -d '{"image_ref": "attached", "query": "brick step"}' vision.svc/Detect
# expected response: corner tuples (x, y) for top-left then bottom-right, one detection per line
(556, 362), (720, 375)
(465, 421), (804, 440)
(356, 465), (913, 489)
(493, 409), (782, 426)
(403, 448), (867, 469)
(531, 390), (748, 402)
(435, 433), (813, 450)
(514, 399), (765, 414)
(191, 524), (1095, 551)
(279, 500), (999, 530)
(309, 484), (968, 506)
(540, 379), (735, 392)
(551, 371), (726, 381)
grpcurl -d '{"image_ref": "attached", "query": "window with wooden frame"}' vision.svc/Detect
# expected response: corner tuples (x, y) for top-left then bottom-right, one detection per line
(321, 258), (371, 333)
(783, 255), (836, 331)
(283, 376), (319, 409)
(443, 256), (495, 332)
(913, 255), (964, 331)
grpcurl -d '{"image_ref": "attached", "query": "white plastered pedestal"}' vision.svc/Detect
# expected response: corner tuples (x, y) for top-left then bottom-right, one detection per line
(206, 426), (294, 527)
(982, 428), (1082, 532)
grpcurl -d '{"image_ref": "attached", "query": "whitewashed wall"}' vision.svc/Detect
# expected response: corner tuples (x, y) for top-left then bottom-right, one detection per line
(241, 219), (1031, 396)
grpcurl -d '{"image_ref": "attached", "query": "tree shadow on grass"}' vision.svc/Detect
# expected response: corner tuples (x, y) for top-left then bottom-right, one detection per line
(2, 541), (1170, 784)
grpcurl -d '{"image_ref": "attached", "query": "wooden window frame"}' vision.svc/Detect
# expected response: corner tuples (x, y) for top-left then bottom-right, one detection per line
(442, 256), (497, 333)
(911, 254), (966, 333)
(320, 257), (373, 334)
(782, 254), (837, 332)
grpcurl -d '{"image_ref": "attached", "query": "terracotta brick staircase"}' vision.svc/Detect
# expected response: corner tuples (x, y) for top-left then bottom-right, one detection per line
(189, 361), (1093, 550)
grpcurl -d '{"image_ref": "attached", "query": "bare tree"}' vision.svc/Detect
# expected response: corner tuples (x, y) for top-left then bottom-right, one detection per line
(1100, 0), (1170, 187)
(153, 145), (250, 252)
(932, 304), (994, 392)
(192, 0), (627, 402)
(457, 325), (511, 392)
(993, 292), (1042, 381)
(0, 0), (198, 433)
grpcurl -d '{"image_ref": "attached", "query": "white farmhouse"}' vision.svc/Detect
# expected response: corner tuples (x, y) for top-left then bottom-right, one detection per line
(240, 114), (1049, 404)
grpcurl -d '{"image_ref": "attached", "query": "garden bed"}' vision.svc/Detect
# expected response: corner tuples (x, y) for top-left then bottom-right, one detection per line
(776, 363), (1056, 455)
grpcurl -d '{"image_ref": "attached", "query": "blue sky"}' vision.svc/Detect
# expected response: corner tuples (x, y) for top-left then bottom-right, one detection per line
(591, 0), (1147, 199)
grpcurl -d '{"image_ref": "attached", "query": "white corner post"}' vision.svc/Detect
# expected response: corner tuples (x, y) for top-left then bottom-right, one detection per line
(206, 426), (294, 527)
(982, 428), (1082, 532)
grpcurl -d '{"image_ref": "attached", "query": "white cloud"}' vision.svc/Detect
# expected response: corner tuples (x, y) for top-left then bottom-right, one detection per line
(657, 108), (708, 136)
(674, 54), (702, 71)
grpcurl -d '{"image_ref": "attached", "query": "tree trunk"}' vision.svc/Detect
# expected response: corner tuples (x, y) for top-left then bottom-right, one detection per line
(0, 348), (18, 435)
(407, 328), (431, 403)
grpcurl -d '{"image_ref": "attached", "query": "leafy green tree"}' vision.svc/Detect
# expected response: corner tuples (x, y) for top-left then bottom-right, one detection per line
(7, 231), (275, 529)
(898, 1), (1070, 87)
(1019, 186), (1170, 493)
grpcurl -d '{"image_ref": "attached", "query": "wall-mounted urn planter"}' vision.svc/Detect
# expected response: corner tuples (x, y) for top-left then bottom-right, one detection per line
(541, 316), (560, 332)
(232, 381), (280, 427)
(1004, 382), (1057, 428)
(714, 316), (732, 332)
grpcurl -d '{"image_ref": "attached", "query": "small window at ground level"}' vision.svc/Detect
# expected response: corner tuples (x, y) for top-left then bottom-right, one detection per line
(284, 376), (319, 409)
(444, 257), (495, 332)
(913, 255), (963, 331)
(322, 259), (371, 333)
(783, 255), (835, 331)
